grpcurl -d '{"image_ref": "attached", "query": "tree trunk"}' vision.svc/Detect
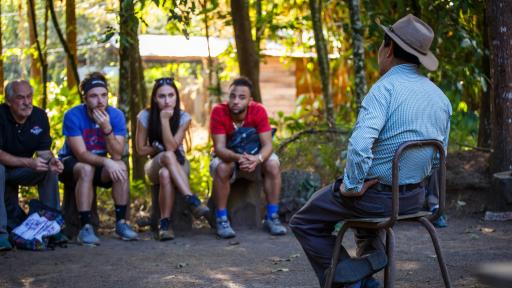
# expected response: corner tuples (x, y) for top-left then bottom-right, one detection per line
(119, 0), (146, 180)
(478, 6), (492, 149)
(28, 0), (47, 109)
(230, 0), (261, 103)
(27, 0), (41, 82)
(487, 0), (512, 173)
(42, 0), (49, 109)
(348, 0), (366, 108)
(48, 0), (80, 97)
(309, 0), (335, 128)
(66, 0), (78, 90)
(18, 1), (26, 79)
(0, 2), (3, 97)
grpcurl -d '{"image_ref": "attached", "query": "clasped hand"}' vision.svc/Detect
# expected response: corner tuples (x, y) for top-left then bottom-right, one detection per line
(31, 157), (64, 173)
(238, 153), (259, 172)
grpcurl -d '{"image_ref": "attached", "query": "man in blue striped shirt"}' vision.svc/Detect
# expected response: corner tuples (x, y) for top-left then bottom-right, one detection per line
(290, 14), (452, 288)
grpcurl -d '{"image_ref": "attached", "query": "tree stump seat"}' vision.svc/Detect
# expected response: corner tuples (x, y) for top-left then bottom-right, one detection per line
(149, 185), (193, 233)
(207, 178), (264, 229)
(61, 180), (100, 239)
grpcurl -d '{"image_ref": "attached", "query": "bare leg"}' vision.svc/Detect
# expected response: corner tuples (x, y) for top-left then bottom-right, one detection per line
(262, 159), (281, 205)
(102, 160), (129, 205)
(213, 162), (235, 210)
(74, 163), (95, 211)
(160, 152), (193, 196)
(158, 167), (176, 219)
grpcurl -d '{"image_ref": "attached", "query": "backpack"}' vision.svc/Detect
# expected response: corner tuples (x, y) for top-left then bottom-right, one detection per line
(9, 200), (64, 251)
(227, 127), (276, 155)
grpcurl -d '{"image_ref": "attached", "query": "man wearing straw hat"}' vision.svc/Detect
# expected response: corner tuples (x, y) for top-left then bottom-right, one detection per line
(290, 14), (452, 287)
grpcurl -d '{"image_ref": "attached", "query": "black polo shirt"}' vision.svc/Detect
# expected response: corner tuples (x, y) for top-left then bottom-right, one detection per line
(0, 103), (52, 160)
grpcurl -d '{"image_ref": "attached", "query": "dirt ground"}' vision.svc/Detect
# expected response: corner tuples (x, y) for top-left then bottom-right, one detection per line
(1, 198), (511, 288)
(1, 151), (511, 288)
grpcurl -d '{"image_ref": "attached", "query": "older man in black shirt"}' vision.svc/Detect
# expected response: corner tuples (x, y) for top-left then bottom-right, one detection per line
(0, 80), (64, 250)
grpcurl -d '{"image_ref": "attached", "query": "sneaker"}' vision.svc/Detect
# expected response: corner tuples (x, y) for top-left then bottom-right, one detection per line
(77, 224), (100, 246)
(263, 213), (287, 236)
(158, 218), (175, 241)
(216, 216), (236, 239)
(115, 220), (139, 241)
(185, 195), (210, 219)
(0, 234), (12, 251)
(50, 232), (69, 244)
(431, 208), (448, 228)
(362, 276), (381, 288)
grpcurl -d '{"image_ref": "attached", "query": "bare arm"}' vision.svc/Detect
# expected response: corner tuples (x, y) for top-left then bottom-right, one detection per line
(135, 119), (156, 157)
(212, 134), (242, 163)
(67, 136), (108, 166)
(91, 109), (124, 160)
(0, 149), (38, 169)
(161, 117), (190, 152)
(104, 133), (124, 160)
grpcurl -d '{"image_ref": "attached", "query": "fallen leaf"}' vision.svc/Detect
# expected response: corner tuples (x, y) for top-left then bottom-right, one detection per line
(271, 268), (289, 273)
(479, 227), (496, 233)
(176, 263), (188, 269)
(228, 240), (240, 246)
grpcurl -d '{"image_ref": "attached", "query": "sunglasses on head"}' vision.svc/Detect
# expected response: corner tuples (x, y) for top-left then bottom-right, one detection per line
(155, 77), (174, 85)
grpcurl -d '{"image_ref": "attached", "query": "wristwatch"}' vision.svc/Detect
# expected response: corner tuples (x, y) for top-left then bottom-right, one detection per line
(258, 154), (264, 163)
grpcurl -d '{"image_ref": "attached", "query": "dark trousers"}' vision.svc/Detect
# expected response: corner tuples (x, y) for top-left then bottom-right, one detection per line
(289, 180), (425, 286)
(425, 168), (441, 211)
(0, 164), (60, 235)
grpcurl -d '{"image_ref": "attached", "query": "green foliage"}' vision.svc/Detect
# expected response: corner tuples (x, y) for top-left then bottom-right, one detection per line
(187, 143), (213, 200)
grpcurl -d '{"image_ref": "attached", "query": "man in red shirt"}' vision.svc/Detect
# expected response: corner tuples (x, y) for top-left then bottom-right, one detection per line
(209, 77), (286, 238)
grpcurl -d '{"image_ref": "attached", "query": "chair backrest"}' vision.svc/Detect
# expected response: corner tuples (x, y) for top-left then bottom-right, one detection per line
(383, 140), (446, 228)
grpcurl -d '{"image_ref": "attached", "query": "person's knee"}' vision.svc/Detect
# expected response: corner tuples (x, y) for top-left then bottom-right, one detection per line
(158, 167), (171, 185)
(263, 159), (280, 177)
(160, 151), (177, 166)
(214, 162), (234, 181)
(74, 163), (95, 180)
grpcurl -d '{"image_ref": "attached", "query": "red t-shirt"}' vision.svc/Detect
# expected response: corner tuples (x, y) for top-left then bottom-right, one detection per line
(210, 101), (271, 139)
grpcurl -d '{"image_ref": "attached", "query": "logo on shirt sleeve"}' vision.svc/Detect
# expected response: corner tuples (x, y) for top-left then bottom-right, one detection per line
(30, 126), (43, 135)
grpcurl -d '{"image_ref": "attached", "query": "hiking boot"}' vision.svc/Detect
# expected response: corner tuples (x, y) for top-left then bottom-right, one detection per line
(0, 234), (12, 251)
(115, 220), (139, 241)
(158, 218), (175, 241)
(185, 195), (210, 219)
(78, 224), (100, 246)
(263, 213), (287, 236)
(216, 216), (236, 239)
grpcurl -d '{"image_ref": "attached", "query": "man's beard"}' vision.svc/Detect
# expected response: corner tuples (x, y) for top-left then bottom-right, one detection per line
(229, 106), (247, 116)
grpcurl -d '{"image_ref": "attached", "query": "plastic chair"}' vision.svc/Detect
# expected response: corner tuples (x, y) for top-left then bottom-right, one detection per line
(323, 140), (452, 288)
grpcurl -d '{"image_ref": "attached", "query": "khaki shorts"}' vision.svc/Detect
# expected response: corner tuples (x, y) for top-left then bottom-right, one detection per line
(145, 152), (190, 184)
(209, 153), (279, 183)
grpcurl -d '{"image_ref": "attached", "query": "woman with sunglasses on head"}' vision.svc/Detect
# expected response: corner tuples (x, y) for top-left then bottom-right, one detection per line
(136, 77), (209, 241)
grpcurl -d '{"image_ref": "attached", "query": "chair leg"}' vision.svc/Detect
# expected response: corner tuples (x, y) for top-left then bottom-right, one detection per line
(384, 227), (395, 288)
(418, 217), (452, 288)
(324, 222), (351, 288)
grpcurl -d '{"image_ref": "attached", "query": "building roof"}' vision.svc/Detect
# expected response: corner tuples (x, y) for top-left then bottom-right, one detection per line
(138, 35), (231, 61)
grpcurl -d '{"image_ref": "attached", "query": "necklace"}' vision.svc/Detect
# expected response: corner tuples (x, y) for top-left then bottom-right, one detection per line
(233, 120), (244, 129)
